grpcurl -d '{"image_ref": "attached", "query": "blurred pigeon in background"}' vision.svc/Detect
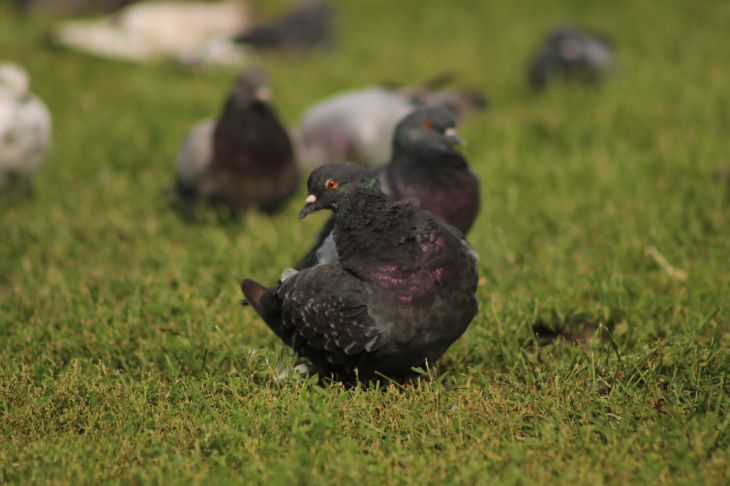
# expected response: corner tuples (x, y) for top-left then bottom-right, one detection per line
(241, 162), (478, 383)
(234, 1), (334, 50)
(0, 63), (52, 190)
(376, 106), (480, 233)
(174, 67), (298, 216)
(528, 24), (615, 89)
(17, 0), (138, 15)
(298, 106), (480, 268)
(295, 80), (486, 169)
(53, 1), (252, 67)
(174, 118), (214, 209)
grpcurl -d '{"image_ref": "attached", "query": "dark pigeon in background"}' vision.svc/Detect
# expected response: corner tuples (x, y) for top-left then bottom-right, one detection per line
(528, 25), (615, 89)
(298, 106), (480, 268)
(174, 67), (298, 216)
(241, 162), (479, 384)
(295, 79), (487, 169)
(234, 1), (334, 50)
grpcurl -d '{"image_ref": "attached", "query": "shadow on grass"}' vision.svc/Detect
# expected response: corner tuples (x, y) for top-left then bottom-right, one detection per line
(530, 309), (623, 347)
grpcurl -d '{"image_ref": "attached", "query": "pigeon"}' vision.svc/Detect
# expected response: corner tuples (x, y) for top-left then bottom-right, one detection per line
(234, 1), (334, 50)
(0, 63), (52, 190)
(53, 1), (252, 67)
(18, 0), (138, 15)
(173, 118), (214, 210)
(294, 83), (486, 169)
(241, 162), (479, 383)
(174, 67), (298, 215)
(528, 25), (615, 89)
(298, 105), (480, 268)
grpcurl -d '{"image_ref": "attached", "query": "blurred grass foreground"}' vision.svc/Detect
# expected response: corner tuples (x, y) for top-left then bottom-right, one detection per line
(1, 0), (729, 483)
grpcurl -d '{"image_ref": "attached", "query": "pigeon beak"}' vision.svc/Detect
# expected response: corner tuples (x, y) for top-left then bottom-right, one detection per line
(299, 194), (318, 219)
(254, 86), (272, 102)
(444, 127), (465, 146)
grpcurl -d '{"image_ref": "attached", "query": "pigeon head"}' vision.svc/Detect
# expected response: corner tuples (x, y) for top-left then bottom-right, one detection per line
(546, 25), (613, 64)
(393, 106), (464, 155)
(529, 25), (614, 88)
(299, 162), (380, 219)
(0, 63), (29, 98)
(231, 67), (272, 106)
(549, 27), (586, 62)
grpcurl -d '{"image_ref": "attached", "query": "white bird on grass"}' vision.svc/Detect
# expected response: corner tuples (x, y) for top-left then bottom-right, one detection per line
(294, 80), (486, 169)
(0, 63), (52, 190)
(53, 0), (253, 67)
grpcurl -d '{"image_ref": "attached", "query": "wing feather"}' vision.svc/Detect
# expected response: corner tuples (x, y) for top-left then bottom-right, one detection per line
(275, 265), (383, 367)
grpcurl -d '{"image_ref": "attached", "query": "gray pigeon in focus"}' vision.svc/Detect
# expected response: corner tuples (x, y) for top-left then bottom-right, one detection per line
(0, 62), (52, 190)
(528, 25), (615, 89)
(298, 105), (480, 268)
(241, 162), (479, 383)
(234, 1), (334, 50)
(174, 67), (298, 216)
(295, 82), (486, 169)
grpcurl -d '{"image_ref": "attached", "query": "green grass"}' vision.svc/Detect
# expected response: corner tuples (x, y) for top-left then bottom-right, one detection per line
(1, 0), (729, 483)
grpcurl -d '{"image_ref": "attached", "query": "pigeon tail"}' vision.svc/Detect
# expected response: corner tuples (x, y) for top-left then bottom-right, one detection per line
(241, 278), (288, 341)
(241, 279), (267, 312)
(451, 88), (488, 114)
(422, 89), (489, 118)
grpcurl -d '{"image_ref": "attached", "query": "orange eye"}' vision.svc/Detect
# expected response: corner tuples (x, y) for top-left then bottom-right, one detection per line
(325, 178), (338, 189)
(422, 119), (433, 130)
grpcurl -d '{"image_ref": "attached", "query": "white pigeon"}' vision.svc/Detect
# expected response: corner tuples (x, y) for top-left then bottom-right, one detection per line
(294, 84), (486, 169)
(294, 88), (413, 169)
(53, 0), (252, 67)
(0, 63), (52, 188)
(174, 118), (214, 203)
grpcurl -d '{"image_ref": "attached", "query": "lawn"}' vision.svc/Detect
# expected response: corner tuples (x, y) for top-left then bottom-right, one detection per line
(1, 0), (729, 483)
